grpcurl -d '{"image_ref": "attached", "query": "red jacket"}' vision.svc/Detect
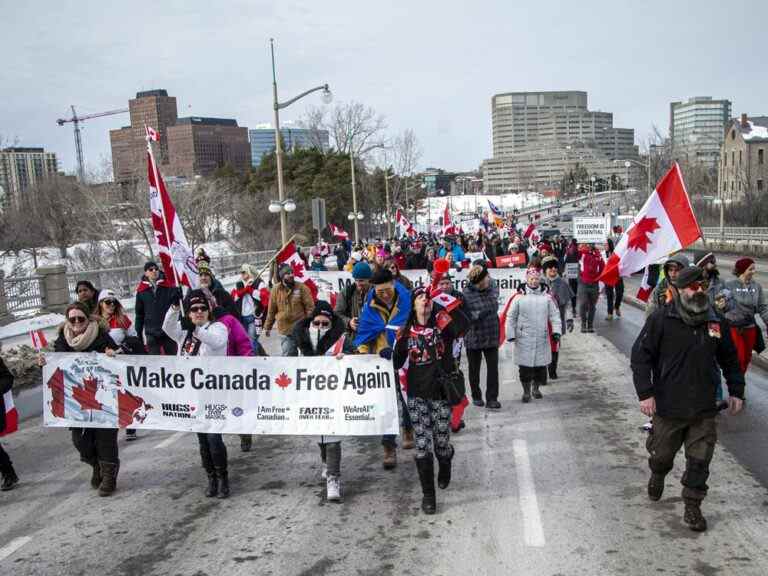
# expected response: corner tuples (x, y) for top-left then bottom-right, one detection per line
(579, 249), (605, 284)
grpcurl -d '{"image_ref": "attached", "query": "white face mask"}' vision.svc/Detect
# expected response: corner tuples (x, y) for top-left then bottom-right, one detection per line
(309, 326), (330, 349)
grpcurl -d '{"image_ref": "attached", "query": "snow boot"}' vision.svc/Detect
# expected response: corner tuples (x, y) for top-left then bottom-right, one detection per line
(522, 382), (532, 403)
(216, 467), (230, 499)
(204, 471), (218, 498)
(683, 498), (707, 532)
(532, 381), (543, 400)
(437, 446), (454, 490)
(98, 461), (119, 497)
(415, 456), (436, 514)
(647, 473), (665, 501)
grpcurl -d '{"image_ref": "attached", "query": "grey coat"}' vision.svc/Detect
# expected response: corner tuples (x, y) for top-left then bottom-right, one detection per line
(724, 279), (768, 328)
(506, 284), (562, 367)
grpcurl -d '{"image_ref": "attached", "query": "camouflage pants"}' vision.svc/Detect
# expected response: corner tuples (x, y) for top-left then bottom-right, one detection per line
(646, 415), (717, 501)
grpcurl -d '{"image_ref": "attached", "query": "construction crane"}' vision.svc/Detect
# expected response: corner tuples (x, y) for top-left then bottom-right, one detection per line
(56, 105), (129, 182)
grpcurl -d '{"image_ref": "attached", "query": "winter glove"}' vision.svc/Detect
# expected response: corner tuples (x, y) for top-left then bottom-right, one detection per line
(567, 319), (574, 333)
(379, 347), (393, 360)
(552, 333), (561, 342)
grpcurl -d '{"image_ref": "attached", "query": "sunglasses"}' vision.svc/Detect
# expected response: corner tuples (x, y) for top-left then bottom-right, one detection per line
(146, 267), (159, 272)
(312, 320), (331, 328)
(189, 306), (209, 313)
(68, 315), (88, 324)
(685, 282), (705, 292)
(103, 300), (118, 306)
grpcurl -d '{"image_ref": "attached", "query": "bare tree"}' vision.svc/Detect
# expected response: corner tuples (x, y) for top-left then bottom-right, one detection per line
(324, 101), (387, 157)
(298, 107), (331, 151)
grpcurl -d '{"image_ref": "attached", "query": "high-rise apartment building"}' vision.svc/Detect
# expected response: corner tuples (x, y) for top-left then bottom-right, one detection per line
(248, 125), (329, 167)
(110, 90), (250, 182)
(483, 91), (639, 194)
(0, 147), (58, 204)
(669, 97), (732, 168)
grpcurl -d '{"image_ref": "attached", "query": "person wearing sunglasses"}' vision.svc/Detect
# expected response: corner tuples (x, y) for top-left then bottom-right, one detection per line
(40, 302), (121, 496)
(632, 265), (744, 532)
(163, 289), (231, 498)
(135, 261), (182, 356)
(293, 301), (347, 502)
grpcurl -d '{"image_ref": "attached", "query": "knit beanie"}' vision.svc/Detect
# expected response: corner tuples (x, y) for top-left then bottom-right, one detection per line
(734, 257), (755, 277)
(352, 262), (373, 280)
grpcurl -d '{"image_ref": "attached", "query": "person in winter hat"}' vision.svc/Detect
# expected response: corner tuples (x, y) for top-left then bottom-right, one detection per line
(163, 288), (232, 498)
(724, 257), (768, 376)
(693, 251), (725, 305)
(541, 256), (574, 380)
(645, 254), (690, 318)
(505, 267), (562, 402)
(135, 262), (181, 355)
(293, 301), (347, 502)
(335, 262), (373, 341)
(632, 265), (744, 532)
(264, 263), (314, 356)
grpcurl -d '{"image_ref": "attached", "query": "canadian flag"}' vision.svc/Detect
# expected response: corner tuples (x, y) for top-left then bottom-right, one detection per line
(430, 291), (461, 312)
(442, 204), (457, 236)
(145, 126), (160, 142)
(329, 224), (349, 240)
(276, 241), (318, 299)
(636, 265), (660, 302)
(326, 334), (346, 356)
(396, 209), (417, 238)
(599, 163), (701, 286)
(523, 223), (540, 244)
(30, 329), (48, 350)
(0, 390), (18, 437)
(147, 129), (198, 288)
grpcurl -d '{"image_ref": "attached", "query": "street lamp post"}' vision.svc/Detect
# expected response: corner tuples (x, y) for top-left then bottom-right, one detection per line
(270, 38), (331, 245)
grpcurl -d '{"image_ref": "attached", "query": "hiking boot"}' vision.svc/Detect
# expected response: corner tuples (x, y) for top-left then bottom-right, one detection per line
(683, 498), (707, 532)
(216, 468), (230, 499)
(522, 383), (532, 403)
(437, 447), (454, 490)
(415, 457), (436, 515)
(647, 473), (665, 501)
(90, 461), (101, 489)
(532, 383), (543, 400)
(240, 435), (252, 452)
(1, 468), (19, 491)
(383, 445), (397, 470)
(98, 461), (119, 497)
(486, 400), (502, 410)
(472, 398), (485, 407)
(126, 429), (138, 442)
(205, 472), (218, 498)
(402, 429), (415, 450)
(326, 475), (342, 502)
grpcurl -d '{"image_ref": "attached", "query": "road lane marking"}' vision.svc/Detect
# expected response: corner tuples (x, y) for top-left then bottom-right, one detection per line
(0, 536), (32, 562)
(513, 438), (545, 547)
(154, 432), (184, 449)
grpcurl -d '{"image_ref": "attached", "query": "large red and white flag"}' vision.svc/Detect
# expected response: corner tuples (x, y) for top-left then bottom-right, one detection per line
(396, 209), (417, 238)
(329, 224), (349, 240)
(0, 391), (18, 437)
(147, 129), (198, 288)
(599, 163), (701, 286)
(276, 241), (318, 299)
(442, 204), (457, 236)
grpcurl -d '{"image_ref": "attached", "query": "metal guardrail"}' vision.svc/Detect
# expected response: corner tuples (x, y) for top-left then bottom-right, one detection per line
(701, 227), (768, 242)
(4, 275), (44, 314)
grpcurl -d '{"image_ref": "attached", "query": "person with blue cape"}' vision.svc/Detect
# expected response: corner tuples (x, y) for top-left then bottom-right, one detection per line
(354, 268), (414, 470)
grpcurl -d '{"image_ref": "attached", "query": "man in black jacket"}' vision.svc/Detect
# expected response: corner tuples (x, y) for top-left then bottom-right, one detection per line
(134, 262), (181, 355)
(0, 356), (19, 491)
(631, 265), (744, 532)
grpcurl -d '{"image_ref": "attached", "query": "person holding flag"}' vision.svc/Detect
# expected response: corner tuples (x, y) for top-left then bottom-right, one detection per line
(135, 262), (182, 355)
(0, 356), (19, 491)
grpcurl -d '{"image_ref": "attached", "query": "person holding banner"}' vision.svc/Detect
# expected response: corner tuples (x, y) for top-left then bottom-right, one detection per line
(394, 286), (470, 514)
(463, 262), (501, 410)
(294, 301), (347, 502)
(264, 263), (315, 357)
(0, 357), (19, 491)
(41, 302), (121, 496)
(163, 289), (232, 498)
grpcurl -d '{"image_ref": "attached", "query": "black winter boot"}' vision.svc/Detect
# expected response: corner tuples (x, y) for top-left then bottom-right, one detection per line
(98, 461), (119, 497)
(532, 382), (543, 400)
(415, 456), (436, 514)
(549, 352), (559, 380)
(216, 468), (230, 499)
(240, 435), (252, 452)
(437, 446), (454, 490)
(522, 382), (532, 403)
(89, 459), (101, 489)
(683, 498), (707, 532)
(647, 473), (665, 501)
(1, 467), (19, 491)
(205, 471), (218, 498)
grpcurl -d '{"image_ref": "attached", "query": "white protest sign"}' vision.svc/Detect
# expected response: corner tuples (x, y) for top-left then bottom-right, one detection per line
(573, 216), (610, 244)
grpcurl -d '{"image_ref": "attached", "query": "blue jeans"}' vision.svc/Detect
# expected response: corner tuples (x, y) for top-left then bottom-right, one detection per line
(280, 334), (298, 357)
(241, 315), (260, 353)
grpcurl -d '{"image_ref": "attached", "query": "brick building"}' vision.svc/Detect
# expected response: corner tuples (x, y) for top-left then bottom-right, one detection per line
(110, 90), (250, 182)
(718, 114), (768, 202)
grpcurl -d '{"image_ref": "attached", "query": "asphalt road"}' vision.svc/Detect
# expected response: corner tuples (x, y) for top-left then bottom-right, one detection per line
(3, 326), (768, 575)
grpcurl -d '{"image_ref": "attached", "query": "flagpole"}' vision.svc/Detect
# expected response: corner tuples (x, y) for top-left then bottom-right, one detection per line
(146, 128), (183, 292)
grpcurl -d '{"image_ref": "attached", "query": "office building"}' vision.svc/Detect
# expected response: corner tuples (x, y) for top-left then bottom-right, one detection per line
(483, 91), (639, 194)
(110, 90), (250, 182)
(718, 114), (768, 201)
(0, 147), (58, 204)
(249, 125), (329, 167)
(670, 97), (732, 168)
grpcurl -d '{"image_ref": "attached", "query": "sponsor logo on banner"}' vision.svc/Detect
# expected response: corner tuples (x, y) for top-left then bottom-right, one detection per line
(232, 407), (244, 417)
(161, 403), (197, 420)
(205, 404), (228, 420)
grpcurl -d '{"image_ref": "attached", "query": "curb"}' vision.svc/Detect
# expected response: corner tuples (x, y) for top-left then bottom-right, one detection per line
(622, 294), (768, 373)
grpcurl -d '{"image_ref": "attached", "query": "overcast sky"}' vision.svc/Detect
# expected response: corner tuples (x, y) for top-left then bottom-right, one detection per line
(2, 0), (766, 177)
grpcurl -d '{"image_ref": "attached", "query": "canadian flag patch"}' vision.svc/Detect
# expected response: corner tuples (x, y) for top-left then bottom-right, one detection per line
(708, 322), (721, 339)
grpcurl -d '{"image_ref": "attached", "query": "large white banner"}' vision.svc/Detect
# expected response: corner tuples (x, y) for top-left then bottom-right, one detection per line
(43, 353), (399, 436)
(308, 268), (527, 312)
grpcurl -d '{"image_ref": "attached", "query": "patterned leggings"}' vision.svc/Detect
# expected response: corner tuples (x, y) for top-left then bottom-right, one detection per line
(407, 396), (452, 459)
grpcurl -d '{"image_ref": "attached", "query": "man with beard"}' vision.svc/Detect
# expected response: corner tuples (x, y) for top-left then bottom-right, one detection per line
(631, 265), (744, 532)
(264, 263), (314, 357)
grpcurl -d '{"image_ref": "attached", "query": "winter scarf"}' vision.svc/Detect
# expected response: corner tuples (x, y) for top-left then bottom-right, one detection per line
(63, 321), (101, 351)
(672, 291), (709, 327)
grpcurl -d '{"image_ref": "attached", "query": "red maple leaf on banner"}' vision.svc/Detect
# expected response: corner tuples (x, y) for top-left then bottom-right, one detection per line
(627, 217), (660, 253)
(73, 375), (103, 411)
(290, 260), (305, 278)
(47, 368), (65, 418)
(275, 373), (292, 389)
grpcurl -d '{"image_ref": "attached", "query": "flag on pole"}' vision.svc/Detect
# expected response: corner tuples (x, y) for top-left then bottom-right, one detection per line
(145, 126), (160, 142)
(636, 265), (661, 302)
(599, 163), (701, 286)
(523, 223), (541, 244)
(430, 291), (461, 312)
(276, 241), (318, 299)
(329, 224), (349, 240)
(488, 199), (503, 216)
(147, 127), (198, 288)
(395, 209), (417, 238)
(30, 329), (48, 350)
(326, 334), (346, 356)
(442, 204), (457, 236)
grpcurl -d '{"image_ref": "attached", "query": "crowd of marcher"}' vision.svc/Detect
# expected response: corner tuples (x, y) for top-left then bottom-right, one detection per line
(1, 218), (765, 532)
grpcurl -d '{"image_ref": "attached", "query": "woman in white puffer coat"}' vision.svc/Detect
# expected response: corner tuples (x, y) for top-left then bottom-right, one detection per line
(505, 267), (562, 403)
